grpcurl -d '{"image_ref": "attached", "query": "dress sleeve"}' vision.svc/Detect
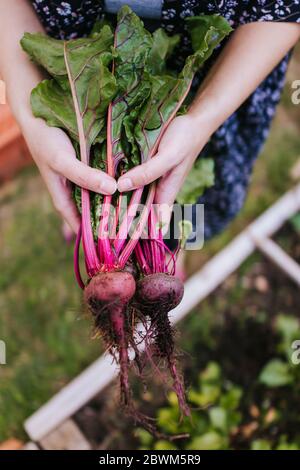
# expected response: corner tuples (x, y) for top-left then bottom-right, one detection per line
(243, 1), (300, 24)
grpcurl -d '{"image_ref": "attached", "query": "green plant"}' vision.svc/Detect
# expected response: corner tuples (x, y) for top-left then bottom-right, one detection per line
(136, 362), (243, 450)
(20, 6), (231, 423)
(259, 314), (300, 388)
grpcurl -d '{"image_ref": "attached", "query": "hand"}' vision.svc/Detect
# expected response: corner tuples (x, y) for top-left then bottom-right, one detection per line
(21, 116), (117, 234)
(117, 114), (211, 216)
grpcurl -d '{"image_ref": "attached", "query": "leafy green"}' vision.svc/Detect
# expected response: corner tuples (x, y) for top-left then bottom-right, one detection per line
(290, 212), (300, 233)
(259, 359), (294, 387)
(22, 26), (117, 150)
(21, 6), (231, 258)
(31, 79), (77, 140)
(147, 28), (180, 75)
(177, 158), (215, 205)
(21, 7), (231, 178)
(108, 6), (153, 172)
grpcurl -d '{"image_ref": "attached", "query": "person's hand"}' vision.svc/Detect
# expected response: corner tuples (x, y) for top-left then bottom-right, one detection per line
(21, 116), (117, 234)
(117, 114), (211, 217)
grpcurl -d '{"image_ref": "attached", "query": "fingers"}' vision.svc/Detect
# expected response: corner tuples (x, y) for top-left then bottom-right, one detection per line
(117, 151), (174, 192)
(155, 167), (185, 209)
(41, 168), (81, 234)
(51, 151), (117, 195)
(27, 124), (117, 195)
(62, 221), (76, 243)
(152, 170), (183, 232)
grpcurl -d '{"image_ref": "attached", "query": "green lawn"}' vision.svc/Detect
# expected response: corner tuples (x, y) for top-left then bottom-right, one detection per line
(0, 52), (300, 442)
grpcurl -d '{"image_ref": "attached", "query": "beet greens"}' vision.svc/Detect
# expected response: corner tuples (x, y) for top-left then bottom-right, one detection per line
(21, 6), (231, 435)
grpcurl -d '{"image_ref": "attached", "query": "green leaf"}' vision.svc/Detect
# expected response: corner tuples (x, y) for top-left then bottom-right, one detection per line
(134, 428), (153, 446)
(290, 212), (300, 233)
(167, 391), (180, 408)
(200, 361), (221, 383)
(219, 386), (242, 410)
(189, 384), (220, 407)
(186, 14), (233, 57)
(63, 33), (117, 151)
(251, 439), (272, 451)
(157, 407), (180, 434)
(187, 431), (228, 450)
(21, 25), (115, 89)
(276, 437), (300, 450)
(275, 314), (300, 344)
(147, 28), (180, 75)
(21, 7), (231, 272)
(209, 407), (227, 432)
(26, 27), (117, 149)
(134, 16), (231, 165)
(21, 32), (66, 81)
(183, 15), (233, 78)
(259, 359), (294, 387)
(108, 6), (153, 174)
(24, 27), (118, 250)
(177, 159), (215, 205)
(31, 79), (77, 140)
(154, 440), (178, 450)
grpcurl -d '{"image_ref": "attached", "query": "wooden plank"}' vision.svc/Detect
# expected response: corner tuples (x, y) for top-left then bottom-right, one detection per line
(25, 355), (118, 442)
(247, 184), (300, 240)
(255, 237), (300, 287)
(170, 232), (254, 325)
(39, 419), (91, 450)
(25, 183), (300, 442)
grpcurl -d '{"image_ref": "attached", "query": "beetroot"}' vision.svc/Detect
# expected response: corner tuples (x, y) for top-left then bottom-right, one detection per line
(135, 273), (183, 359)
(135, 273), (189, 416)
(84, 271), (136, 405)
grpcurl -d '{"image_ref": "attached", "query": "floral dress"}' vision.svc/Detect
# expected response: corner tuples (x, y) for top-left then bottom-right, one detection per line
(30, 0), (300, 241)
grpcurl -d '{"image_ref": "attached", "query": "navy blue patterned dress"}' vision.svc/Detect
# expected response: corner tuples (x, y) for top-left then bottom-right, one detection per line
(30, 0), (300, 240)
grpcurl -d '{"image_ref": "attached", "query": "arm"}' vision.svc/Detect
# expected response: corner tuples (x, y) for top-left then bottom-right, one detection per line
(117, 21), (300, 210)
(0, 0), (116, 233)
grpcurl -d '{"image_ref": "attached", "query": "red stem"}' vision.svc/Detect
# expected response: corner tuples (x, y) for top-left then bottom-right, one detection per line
(64, 42), (100, 277)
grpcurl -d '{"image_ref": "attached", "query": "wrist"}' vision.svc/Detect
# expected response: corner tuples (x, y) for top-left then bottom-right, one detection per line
(187, 90), (223, 138)
(7, 81), (41, 134)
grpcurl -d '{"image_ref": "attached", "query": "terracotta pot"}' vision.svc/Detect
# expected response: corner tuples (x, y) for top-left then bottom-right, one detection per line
(0, 105), (32, 183)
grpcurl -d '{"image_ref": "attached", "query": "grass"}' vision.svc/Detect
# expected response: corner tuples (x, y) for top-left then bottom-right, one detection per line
(0, 49), (300, 442)
(0, 172), (101, 440)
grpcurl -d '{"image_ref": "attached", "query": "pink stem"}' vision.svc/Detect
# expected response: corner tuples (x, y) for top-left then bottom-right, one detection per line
(97, 100), (115, 268)
(113, 187), (144, 255)
(64, 42), (100, 277)
(135, 242), (151, 275)
(118, 183), (156, 268)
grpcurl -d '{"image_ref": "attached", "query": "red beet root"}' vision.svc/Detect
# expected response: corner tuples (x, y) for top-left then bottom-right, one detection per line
(84, 271), (136, 404)
(135, 273), (189, 416)
(136, 273), (184, 313)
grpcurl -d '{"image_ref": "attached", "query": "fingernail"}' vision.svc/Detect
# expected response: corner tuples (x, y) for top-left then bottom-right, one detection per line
(101, 178), (117, 194)
(118, 177), (133, 192)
